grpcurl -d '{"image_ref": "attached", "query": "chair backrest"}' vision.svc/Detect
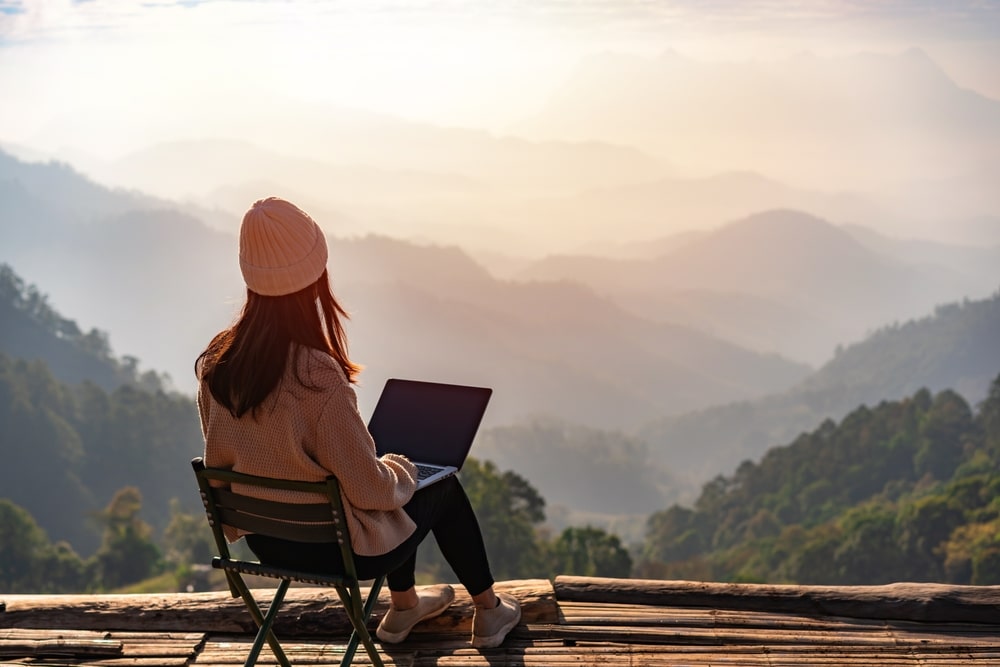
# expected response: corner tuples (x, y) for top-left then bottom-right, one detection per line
(191, 456), (357, 580)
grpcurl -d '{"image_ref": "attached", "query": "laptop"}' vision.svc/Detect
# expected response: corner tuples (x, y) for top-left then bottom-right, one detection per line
(368, 378), (492, 489)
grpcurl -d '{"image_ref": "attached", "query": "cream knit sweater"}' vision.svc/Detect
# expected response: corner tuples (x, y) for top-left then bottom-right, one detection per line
(197, 347), (418, 556)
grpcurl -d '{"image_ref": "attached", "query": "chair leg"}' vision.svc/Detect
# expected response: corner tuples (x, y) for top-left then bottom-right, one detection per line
(226, 571), (293, 667)
(244, 579), (291, 667)
(336, 578), (385, 667)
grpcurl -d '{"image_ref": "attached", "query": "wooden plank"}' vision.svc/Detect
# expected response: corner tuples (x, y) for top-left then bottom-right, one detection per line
(0, 580), (557, 636)
(553, 576), (1000, 624)
(108, 632), (207, 641)
(0, 637), (123, 658)
(408, 645), (776, 667)
(76, 658), (193, 667)
(558, 601), (895, 632)
(0, 628), (112, 640)
(193, 644), (414, 667)
(117, 644), (201, 658)
(0, 629), (204, 642)
(195, 637), (415, 665)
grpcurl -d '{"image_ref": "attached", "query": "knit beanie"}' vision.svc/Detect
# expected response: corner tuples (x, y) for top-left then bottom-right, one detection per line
(239, 197), (329, 296)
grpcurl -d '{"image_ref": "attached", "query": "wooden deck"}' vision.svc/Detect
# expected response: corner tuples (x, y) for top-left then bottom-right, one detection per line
(3, 576), (1000, 666)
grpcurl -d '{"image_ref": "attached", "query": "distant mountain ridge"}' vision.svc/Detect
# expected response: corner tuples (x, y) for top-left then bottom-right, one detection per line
(639, 288), (1000, 483)
(483, 171), (899, 254)
(0, 150), (808, 429)
(517, 210), (1000, 364)
(0, 264), (163, 392)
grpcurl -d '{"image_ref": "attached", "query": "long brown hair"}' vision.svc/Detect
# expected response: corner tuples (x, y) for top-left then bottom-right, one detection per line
(197, 270), (360, 417)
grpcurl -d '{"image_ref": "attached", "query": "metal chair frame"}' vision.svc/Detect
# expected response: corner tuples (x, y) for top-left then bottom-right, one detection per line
(192, 456), (385, 667)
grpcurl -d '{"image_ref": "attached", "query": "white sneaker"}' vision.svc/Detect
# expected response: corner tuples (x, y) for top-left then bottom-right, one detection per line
(471, 593), (521, 649)
(375, 584), (455, 644)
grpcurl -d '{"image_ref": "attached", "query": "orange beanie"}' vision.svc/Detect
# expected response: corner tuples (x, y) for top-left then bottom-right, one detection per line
(239, 197), (329, 296)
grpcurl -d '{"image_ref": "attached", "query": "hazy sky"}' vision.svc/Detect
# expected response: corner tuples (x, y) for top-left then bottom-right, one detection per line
(1, 0), (999, 159)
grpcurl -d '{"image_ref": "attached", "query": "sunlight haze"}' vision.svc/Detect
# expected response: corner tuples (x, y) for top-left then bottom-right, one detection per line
(1, 0), (999, 389)
(3, 0), (1000, 554)
(2, 1), (999, 156)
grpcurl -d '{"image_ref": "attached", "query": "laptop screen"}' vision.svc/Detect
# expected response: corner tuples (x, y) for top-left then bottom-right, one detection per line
(368, 379), (492, 468)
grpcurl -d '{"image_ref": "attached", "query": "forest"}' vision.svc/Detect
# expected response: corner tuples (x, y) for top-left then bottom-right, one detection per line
(638, 378), (1000, 585)
(1, 262), (998, 592)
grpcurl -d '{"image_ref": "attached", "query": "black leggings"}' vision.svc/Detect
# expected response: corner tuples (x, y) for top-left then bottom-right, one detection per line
(245, 475), (495, 595)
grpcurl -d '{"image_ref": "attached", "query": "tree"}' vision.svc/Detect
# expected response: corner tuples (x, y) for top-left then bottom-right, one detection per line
(416, 458), (548, 581)
(40, 541), (95, 593)
(942, 519), (1000, 584)
(642, 505), (707, 564)
(978, 373), (1000, 461)
(550, 526), (632, 578)
(895, 494), (964, 581)
(460, 459), (547, 579)
(0, 354), (98, 552)
(162, 498), (215, 567)
(93, 487), (163, 589)
(0, 499), (51, 592)
(0, 499), (91, 592)
(915, 390), (975, 480)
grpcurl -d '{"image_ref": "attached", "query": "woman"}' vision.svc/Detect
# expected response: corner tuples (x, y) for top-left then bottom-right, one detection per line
(196, 197), (521, 648)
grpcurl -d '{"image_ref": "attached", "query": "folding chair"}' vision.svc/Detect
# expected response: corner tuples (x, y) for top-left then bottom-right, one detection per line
(191, 456), (385, 667)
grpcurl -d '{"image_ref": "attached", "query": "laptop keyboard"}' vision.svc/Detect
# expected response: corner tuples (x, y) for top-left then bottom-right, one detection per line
(415, 464), (443, 480)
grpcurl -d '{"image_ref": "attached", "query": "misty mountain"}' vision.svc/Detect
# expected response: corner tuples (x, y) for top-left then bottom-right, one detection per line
(843, 224), (1000, 277)
(87, 138), (482, 220)
(0, 264), (165, 392)
(516, 210), (1000, 364)
(474, 417), (688, 525)
(0, 150), (167, 224)
(68, 132), (671, 252)
(326, 236), (811, 428)
(0, 150), (808, 429)
(513, 48), (1000, 240)
(82, 126), (667, 203)
(482, 171), (897, 255)
(0, 167), (240, 389)
(638, 288), (1000, 483)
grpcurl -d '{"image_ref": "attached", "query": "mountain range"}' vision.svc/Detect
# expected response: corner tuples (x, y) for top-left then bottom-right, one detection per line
(639, 288), (1000, 483)
(4, 147), (998, 483)
(515, 209), (1000, 364)
(0, 150), (808, 430)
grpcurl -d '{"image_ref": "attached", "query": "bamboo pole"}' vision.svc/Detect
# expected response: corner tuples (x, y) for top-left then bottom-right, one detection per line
(0, 580), (557, 636)
(553, 576), (1000, 624)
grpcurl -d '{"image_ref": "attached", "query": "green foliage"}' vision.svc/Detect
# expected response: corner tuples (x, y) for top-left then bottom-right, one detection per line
(639, 378), (1000, 584)
(915, 390), (977, 480)
(0, 350), (203, 555)
(980, 374), (1000, 459)
(0, 498), (94, 592)
(458, 458), (547, 579)
(548, 526), (632, 578)
(162, 499), (215, 567)
(93, 487), (163, 589)
(415, 458), (637, 583)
